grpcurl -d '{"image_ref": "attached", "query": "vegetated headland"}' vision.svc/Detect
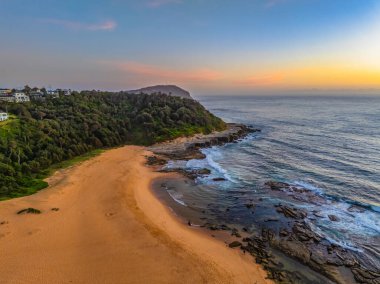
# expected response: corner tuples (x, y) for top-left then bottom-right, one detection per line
(0, 88), (225, 200)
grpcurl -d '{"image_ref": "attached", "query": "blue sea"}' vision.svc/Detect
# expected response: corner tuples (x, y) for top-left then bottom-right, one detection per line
(163, 95), (380, 275)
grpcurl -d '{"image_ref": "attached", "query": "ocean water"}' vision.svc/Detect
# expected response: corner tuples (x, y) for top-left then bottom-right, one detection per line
(164, 95), (380, 273)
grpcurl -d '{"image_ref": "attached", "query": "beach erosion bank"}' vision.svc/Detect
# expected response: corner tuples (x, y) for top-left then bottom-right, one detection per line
(0, 146), (271, 284)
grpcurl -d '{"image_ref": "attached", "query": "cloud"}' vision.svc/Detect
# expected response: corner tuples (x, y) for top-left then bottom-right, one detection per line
(100, 60), (223, 83)
(146, 0), (182, 8)
(41, 19), (117, 31)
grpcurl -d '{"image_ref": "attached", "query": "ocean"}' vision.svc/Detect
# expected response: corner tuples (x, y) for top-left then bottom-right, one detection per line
(157, 95), (380, 282)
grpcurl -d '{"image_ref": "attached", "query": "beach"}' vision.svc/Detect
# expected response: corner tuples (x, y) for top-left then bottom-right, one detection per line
(0, 146), (271, 284)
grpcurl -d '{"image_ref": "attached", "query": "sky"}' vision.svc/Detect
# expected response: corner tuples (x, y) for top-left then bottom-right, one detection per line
(1, 0), (380, 95)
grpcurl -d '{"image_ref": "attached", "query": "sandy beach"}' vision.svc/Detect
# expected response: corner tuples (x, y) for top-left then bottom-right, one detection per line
(0, 146), (271, 284)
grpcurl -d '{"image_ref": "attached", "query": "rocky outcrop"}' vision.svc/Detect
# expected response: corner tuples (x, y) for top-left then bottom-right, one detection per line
(275, 204), (307, 219)
(149, 123), (260, 160)
(145, 155), (167, 166)
(161, 168), (211, 180)
(249, 181), (380, 284)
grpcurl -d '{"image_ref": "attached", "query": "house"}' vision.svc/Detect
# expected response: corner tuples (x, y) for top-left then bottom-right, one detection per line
(0, 89), (13, 102)
(0, 112), (8, 122)
(47, 89), (59, 98)
(30, 91), (45, 101)
(13, 92), (30, 103)
(0, 91), (30, 103)
(0, 94), (15, 102)
(0, 89), (11, 95)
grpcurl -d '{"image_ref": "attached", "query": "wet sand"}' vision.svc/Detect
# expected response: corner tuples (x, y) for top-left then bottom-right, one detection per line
(0, 146), (271, 284)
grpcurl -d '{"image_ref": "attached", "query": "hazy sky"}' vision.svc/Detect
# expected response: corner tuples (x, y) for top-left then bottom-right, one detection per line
(1, 0), (380, 95)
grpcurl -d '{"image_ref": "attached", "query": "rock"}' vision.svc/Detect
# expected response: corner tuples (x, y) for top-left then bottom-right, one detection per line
(219, 224), (231, 231)
(17, 208), (41, 215)
(167, 168), (211, 179)
(328, 215), (340, 222)
(231, 228), (241, 238)
(196, 168), (211, 175)
(292, 222), (321, 242)
(264, 218), (279, 222)
(279, 228), (289, 237)
(351, 267), (380, 284)
(265, 181), (289, 191)
(146, 155), (167, 165)
(347, 205), (366, 213)
(278, 239), (311, 264)
(245, 203), (255, 209)
(212, 177), (226, 181)
(229, 241), (242, 248)
(150, 124), (260, 161)
(51, 208), (59, 211)
(262, 228), (276, 242)
(276, 205), (307, 219)
(310, 249), (326, 266)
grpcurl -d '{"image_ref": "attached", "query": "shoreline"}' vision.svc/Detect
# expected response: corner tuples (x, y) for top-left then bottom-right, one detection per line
(150, 129), (380, 284)
(0, 146), (271, 284)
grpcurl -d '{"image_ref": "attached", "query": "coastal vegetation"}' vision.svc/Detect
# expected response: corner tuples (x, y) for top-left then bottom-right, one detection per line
(0, 91), (226, 199)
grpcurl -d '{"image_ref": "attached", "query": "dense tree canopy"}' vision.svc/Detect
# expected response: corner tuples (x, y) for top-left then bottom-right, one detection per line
(0, 91), (226, 199)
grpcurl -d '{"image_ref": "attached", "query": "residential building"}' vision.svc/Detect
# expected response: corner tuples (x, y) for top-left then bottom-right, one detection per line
(47, 89), (59, 98)
(0, 94), (15, 102)
(0, 112), (8, 122)
(30, 91), (45, 101)
(0, 89), (11, 95)
(13, 92), (30, 102)
(0, 91), (30, 103)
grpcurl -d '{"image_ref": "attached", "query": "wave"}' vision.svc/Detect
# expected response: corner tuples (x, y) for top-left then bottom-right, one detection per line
(202, 148), (236, 182)
(167, 190), (187, 207)
(293, 180), (324, 195)
(291, 180), (380, 215)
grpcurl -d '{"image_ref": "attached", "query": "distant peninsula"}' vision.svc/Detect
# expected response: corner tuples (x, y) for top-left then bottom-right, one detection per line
(127, 85), (192, 99)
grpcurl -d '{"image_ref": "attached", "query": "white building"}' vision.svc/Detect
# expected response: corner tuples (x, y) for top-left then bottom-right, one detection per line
(0, 92), (30, 103)
(0, 112), (8, 122)
(13, 92), (30, 103)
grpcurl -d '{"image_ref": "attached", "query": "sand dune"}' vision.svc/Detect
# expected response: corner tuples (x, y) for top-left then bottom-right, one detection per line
(0, 146), (271, 284)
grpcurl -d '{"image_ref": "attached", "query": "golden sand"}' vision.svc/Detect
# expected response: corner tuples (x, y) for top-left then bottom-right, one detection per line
(0, 146), (271, 284)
